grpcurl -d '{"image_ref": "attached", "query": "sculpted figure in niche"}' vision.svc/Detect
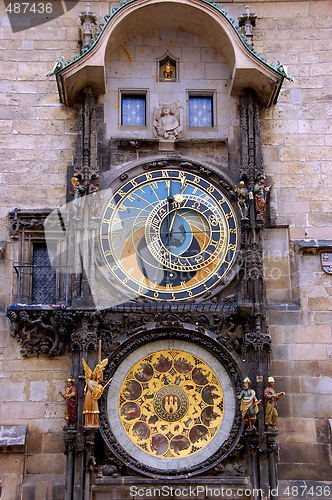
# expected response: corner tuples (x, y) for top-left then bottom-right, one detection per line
(154, 104), (183, 140)
(163, 61), (173, 79)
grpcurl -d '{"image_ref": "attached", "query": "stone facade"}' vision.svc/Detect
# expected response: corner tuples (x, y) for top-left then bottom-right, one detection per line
(0, 1), (331, 500)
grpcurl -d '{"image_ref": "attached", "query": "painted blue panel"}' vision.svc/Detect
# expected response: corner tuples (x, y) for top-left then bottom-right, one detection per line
(189, 96), (213, 127)
(121, 95), (146, 126)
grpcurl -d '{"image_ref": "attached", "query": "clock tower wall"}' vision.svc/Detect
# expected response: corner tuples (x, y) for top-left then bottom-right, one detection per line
(103, 28), (239, 171)
(5, 1), (332, 499)
(104, 29), (237, 138)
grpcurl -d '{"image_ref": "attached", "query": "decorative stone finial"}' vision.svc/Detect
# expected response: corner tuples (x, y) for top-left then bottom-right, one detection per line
(79, 3), (98, 50)
(238, 6), (257, 47)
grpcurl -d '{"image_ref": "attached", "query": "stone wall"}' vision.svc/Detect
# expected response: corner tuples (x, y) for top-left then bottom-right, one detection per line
(254, 0), (332, 481)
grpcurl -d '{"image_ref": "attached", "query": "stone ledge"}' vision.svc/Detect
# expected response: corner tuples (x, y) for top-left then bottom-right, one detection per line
(267, 302), (300, 311)
(0, 425), (27, 452)
(292, 239), (332, 254)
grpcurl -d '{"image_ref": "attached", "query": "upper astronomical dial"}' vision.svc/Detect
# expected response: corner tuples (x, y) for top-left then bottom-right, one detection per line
(145, 194), (227, 272)
(100, 169), (238, 301)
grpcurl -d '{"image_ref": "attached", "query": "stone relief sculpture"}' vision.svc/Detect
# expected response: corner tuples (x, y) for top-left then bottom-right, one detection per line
(154, 104), (183, 140)
(264, 376), (285, 431)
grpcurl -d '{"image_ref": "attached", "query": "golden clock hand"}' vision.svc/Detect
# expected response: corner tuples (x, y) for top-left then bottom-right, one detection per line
(168, 177), (186, 233)
(166, 179), (174, 252)
(168, 210), (178, 233)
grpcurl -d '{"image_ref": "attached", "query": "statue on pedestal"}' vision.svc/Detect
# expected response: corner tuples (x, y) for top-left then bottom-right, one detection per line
(253, 174), (273, 217)
(234, 180), (250, 219)
(237, 377), (260, 430)
(264, 376), (285, 431)
(69, 176), (86, 219)
(82, 357), (108, 428)
(88, 175), (101, 219)
(59, 378), (78, 428)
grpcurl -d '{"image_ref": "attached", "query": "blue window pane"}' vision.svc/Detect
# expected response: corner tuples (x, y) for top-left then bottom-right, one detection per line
(189, 96), (213, 127)
(121, 95), (146, 126)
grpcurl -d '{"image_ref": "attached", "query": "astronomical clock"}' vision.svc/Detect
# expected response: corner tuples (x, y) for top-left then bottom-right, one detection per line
(93, 160), (246, 480)
(99, 168), (239, 302)
(5, 0), (288, 497)
(101, 339), (241, 477)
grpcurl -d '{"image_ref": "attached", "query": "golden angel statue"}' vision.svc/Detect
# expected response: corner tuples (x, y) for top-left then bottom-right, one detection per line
(82, 356), (108, 428)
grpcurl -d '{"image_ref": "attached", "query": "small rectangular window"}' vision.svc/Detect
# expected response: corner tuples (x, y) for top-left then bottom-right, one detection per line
(32, 242), (56, 304)
(189, 96), (213, 127)
(121, 94), (146, 126)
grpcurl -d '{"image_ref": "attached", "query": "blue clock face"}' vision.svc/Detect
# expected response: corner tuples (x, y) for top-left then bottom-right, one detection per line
(100, 169), (239, 301)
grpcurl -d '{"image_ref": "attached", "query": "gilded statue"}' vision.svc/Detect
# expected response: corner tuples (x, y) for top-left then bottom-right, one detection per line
(163, 61), (173, 80)
(82, 357), (108, 428)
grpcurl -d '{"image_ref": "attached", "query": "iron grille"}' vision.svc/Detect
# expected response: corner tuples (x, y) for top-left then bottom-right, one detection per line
(31, 243), (56, 304)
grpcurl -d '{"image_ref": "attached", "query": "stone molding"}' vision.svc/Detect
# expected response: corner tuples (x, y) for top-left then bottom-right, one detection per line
(291, 239), (332, 254)
(0, 426), (27, 453)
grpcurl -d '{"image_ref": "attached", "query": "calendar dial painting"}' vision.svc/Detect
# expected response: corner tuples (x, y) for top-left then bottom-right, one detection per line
(119, 350), (224, 458)
(105, 340), (238, 475)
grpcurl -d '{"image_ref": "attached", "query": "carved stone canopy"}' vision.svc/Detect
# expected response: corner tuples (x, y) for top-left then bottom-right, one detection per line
(55, 0), (284, 106)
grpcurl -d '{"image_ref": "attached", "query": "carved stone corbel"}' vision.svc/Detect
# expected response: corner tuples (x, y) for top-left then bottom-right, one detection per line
(7, 308), (72, 357)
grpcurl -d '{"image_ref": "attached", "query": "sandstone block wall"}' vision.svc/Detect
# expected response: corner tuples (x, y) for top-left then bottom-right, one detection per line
(253, 0), (332, 481)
